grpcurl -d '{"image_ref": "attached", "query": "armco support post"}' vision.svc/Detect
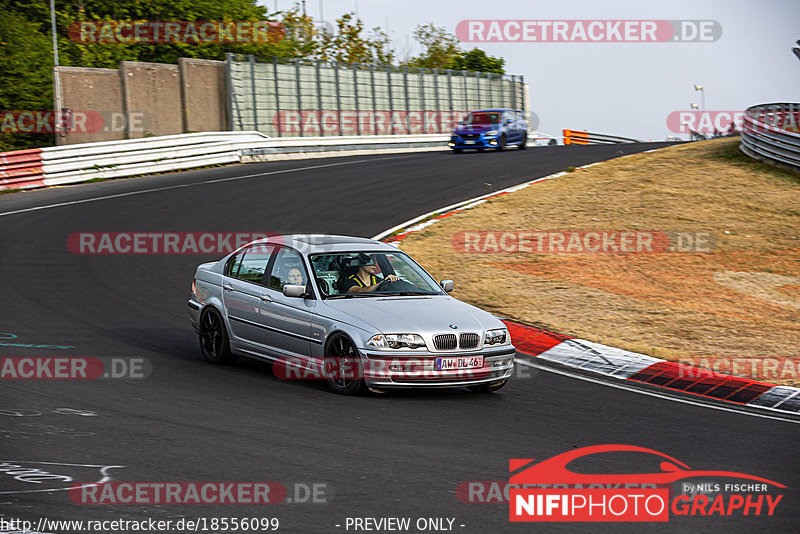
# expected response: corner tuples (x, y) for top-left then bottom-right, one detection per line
(370, 65), (377, 136)
(334, 62), (342, 136)
(249, 55), (258, 132)
(419, 69), (426, 134)
(387, 66), (394, 135)
(295, 59), (302, 137)
(273, 58), (281, 137)
(447, 70), (454, 123)
(316, 61), (324, 137)
(354, 66), (361, 136)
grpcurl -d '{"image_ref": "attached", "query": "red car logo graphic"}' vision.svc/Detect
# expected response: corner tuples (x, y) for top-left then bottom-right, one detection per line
(510, 444), (785, 487)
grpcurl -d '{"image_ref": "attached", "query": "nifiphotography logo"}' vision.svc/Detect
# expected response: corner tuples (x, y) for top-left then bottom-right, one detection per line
(509, 445), (785, 522)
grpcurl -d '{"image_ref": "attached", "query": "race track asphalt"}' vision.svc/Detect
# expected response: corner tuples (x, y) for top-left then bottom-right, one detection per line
(1, 143), (797, 533)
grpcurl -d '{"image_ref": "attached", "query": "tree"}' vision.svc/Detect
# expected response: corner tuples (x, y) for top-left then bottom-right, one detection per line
(315, 13), (395, 65)
(451, 48), (504, 74)
(405, 23), (505, 74)
(366, 27), (394, 66)
(318, 13), (369, 63)
(405, 23), (460, 69)
(0, 9), (55, 151)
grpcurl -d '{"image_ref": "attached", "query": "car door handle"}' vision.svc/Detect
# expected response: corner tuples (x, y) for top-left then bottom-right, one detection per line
(260, 294), (272, 302)
(223, 283), (234, 292)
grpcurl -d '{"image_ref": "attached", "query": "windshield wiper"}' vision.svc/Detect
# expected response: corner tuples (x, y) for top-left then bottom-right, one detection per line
(326, 293), (380, 299)
(327, 291), (439, 299)
(376, 291), (439, 297)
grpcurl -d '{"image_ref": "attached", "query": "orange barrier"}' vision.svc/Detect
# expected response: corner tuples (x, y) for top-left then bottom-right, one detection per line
(563, 129), (589, 145)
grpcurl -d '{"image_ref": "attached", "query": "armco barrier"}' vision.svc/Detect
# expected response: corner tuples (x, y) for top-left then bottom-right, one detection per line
(239, 134), (449, 161)
(563, 129), (641, 145)
(0, 132), (264, 191)
(0, 130), (591, 192)
(0, 132), (452, 191)
(740, 102), (800, 170)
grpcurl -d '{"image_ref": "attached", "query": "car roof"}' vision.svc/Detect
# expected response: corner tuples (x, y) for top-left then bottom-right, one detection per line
(248, 234), (398, 255)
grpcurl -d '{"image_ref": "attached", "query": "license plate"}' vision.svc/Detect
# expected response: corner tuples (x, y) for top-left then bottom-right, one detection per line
(465, 140), (475, 145)
(434, 356), (484, 371)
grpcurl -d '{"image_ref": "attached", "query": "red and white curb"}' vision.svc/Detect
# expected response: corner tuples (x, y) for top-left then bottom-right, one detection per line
(373, 154), (800, 416)
(503, 320), (800, 415)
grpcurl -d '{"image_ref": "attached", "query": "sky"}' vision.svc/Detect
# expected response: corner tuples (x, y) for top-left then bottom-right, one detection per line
(262, 0), (799, 141)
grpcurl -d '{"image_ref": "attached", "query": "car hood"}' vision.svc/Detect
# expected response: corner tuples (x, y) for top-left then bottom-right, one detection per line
(322, 295), (503, 336)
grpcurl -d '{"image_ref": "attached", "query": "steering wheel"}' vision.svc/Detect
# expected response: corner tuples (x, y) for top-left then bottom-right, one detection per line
(376, 277), (395, 290)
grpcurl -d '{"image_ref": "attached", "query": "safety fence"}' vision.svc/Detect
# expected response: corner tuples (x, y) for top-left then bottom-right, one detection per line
(0, 132), (264, 191)
(740, 102), (800, 170)
(0, 132), (454, 191)
(226, 55), (528, 137)
(563, 129), (642, 145)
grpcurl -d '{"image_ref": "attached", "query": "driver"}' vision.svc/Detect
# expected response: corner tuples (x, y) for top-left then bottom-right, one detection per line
(344, 253), (399, 293)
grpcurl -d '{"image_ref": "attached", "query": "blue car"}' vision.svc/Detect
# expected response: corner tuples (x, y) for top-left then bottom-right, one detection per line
(449, 109), (528, 153)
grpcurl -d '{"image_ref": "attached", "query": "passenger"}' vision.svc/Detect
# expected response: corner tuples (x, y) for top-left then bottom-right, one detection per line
(344, 253), (399, 293)
(287, 267), (305, 286)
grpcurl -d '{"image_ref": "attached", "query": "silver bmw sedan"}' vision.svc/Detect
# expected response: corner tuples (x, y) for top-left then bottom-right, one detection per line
(188, 234), (515, 394)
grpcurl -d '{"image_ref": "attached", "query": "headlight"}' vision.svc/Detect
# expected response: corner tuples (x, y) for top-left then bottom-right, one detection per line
(484, 328), (508, 345)
(484, 130), (499, 136)
(367, 333), (426, 349)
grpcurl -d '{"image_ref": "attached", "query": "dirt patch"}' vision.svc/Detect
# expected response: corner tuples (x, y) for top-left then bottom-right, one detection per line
(400, 138), (800, 385)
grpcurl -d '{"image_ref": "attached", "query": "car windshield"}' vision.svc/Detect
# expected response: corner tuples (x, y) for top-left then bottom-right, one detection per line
(309, 250), (444, 299)
(462, 112), (500, 126)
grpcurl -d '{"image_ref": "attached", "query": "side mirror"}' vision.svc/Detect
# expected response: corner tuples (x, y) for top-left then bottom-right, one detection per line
(506, 118), (514, 125)
(440, 280), (454, 293)
(283, 284), (306, 298)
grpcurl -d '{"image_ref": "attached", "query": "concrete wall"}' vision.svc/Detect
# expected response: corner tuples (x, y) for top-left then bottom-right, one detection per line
(120, 62), (181, 139)
(179, 58), (228, 133)
(58, 67), (125, 145)
(56, 59), (228, 145)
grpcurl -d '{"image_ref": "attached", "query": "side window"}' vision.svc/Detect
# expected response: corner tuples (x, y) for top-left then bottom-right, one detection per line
(224, 251), (245, 277)
(311, 254), (341, 296)
(268, 248), (308, 290)
(232, 244), (274, 285)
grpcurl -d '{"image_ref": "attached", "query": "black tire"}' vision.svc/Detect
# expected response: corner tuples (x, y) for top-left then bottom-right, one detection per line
(467, 379), (508, 393)
(518, 132), (528, 149)
(451, 147), (462, 154)
(199, 308), (236, 364)
(324, 334), (366, 395)
(496, 134), (506, 151)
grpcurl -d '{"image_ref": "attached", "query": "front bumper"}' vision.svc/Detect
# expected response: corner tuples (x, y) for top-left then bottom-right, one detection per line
(449, 134), (500, 149)
(361, 346), (515, 388)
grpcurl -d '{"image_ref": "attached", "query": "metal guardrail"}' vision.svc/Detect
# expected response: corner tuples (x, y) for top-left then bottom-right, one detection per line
(0, 129), (601, 192)
(740, 102), (800, 170)
(563, 129), (642, 145)
(1, 132), (474, 191)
